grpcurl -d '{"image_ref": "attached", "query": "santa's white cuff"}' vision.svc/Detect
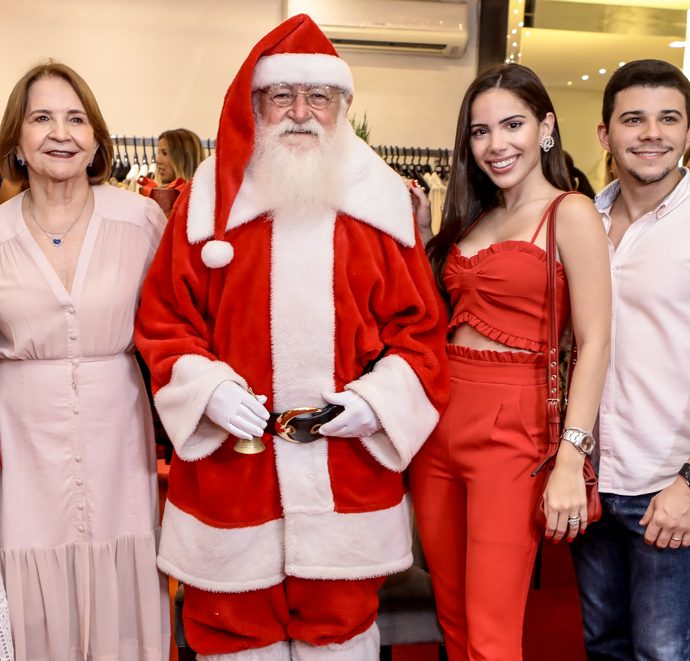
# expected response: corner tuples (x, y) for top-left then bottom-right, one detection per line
(345, 354), (439, 472)
(154, 354), (247, 461)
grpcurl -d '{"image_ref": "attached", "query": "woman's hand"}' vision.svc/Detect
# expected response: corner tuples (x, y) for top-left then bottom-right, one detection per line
(408, 182), (433, 246)
(541, 445), (587, 542)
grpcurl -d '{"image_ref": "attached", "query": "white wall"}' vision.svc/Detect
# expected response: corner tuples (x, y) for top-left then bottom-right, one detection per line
(0, 0), (479, 149)
(549, 87), (608, 191)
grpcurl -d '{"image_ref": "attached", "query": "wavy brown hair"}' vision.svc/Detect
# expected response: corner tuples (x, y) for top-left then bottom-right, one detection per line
(427, 63), (571, 295)
(158, 128), (205, 182)
(0, 61), (113, 186)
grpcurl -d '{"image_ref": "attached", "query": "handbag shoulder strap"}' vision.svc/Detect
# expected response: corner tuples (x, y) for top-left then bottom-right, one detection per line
(545, 191), (579, 449)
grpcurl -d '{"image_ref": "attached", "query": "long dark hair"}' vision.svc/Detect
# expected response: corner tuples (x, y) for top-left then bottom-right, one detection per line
(427, 64), (571, 293)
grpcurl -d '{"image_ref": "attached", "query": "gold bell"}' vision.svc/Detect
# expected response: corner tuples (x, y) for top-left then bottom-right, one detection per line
(233, 435), (266, 455)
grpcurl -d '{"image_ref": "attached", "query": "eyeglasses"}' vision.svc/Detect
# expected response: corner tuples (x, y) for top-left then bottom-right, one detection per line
(259, 84), (340, 110)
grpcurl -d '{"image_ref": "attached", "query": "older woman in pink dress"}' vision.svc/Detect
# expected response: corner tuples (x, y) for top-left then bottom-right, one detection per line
(0, 62), (169, 660)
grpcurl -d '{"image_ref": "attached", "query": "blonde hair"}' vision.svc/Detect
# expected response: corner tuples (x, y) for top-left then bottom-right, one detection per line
(158, 128), (205, 181)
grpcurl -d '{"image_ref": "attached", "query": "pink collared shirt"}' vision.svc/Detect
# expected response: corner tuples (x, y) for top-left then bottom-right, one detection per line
(595, 169), (690, 495)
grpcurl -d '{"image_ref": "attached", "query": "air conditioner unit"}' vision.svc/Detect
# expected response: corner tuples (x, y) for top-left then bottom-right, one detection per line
(285, 0), (469, 58)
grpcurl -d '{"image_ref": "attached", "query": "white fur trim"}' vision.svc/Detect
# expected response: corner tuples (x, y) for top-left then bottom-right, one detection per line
(198, 641), (290, 661)
(253, 53), (354, 93)
(201, 240), (234, 268)
(158, 501), (285, 592)
(291, 624), (380, 660)
(159, 496), (412, 588)
(346, 354), (440, 472)
(187, 154), (216, 243)
(271, 208), (336, 513)
(284, 496), (412, 579)
(154, 354), (247, 461)
(186, 134), (415, 248)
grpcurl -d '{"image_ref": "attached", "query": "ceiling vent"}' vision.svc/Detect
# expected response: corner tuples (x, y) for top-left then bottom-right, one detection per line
(285, 0), (469, 58)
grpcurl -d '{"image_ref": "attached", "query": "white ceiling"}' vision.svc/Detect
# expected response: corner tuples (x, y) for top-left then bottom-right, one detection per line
(557, 0), (690, 8)
(520, 27), (685, 91)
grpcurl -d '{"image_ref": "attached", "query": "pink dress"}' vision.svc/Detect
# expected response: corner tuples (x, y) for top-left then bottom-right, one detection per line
(0, 185), (170, 661)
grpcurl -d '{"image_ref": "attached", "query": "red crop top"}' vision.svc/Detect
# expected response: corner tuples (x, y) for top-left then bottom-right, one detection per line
(444, 207), (570, 353)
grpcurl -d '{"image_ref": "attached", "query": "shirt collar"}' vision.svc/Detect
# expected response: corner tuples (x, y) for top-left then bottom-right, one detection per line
(595, 167), (690, 223)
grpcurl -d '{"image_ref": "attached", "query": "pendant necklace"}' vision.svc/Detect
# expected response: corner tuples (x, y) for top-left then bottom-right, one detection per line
(28, 190), (90, 247)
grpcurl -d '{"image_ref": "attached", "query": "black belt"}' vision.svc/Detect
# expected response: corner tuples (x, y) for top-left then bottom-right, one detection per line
(265, 346), (388, 444)
(266, 405), (344, 444)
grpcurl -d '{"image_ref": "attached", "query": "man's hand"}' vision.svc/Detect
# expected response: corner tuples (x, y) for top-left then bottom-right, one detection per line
(640, 477), (690, 549)
(318, 390), (381, 438)
(205, 381), (270, 440)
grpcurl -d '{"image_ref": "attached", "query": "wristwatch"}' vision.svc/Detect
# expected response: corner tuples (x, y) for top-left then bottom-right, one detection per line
(678, 463), (690, 489)
(561, 427), (596, 456)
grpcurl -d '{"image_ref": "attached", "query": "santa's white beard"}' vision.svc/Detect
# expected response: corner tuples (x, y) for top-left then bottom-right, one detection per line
(248, 114), (351, 213)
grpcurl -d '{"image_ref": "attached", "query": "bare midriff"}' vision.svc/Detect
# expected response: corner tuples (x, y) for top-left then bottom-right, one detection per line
(450, 324), (537, 354)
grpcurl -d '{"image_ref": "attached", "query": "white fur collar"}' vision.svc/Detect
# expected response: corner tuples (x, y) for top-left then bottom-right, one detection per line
(186, 135), (415, 247)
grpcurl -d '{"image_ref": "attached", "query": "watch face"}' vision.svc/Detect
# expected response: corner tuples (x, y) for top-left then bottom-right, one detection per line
(580, 435), (596, 454)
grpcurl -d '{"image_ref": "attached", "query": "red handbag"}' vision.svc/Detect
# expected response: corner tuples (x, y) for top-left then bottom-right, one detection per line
(532, 192), (602, 526)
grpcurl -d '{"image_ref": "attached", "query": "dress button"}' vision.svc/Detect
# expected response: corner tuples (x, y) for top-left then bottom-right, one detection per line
(77, 525), (85, 532)
(75, 455), (82, 462)
(71, 358), (79, 366)
(73, 407), (80, 414)
(76, 478), (83, 486)
(66, 306), (75, 314)
(69, 334), (78, 340)
(77, 503), (84, 510)
(601, 449), (610, 457)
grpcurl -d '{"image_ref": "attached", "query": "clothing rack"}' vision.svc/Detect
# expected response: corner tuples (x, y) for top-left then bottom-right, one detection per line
(372, 145), (453, 182)
(110, 135), (216, 156)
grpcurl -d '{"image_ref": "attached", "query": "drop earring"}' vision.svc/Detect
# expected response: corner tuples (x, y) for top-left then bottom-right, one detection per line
(540, 135), (555, 152)
(16, 156), (26, 167)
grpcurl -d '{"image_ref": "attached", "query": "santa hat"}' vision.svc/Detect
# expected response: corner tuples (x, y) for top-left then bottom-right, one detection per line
(199, 14), (355, 268)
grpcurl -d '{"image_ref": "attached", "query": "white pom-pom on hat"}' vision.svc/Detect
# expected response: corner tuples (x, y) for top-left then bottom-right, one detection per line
(201, 240), (234, 268)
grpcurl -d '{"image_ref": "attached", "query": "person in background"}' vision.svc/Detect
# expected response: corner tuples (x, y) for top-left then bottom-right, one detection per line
(564, 151), (596, 199)
(139, 127), (205, 197)
(571, 58), (690, 661)
(410, 63), (611, 660)
(135, 14), (447, 661)
(0, 61), (169, 660)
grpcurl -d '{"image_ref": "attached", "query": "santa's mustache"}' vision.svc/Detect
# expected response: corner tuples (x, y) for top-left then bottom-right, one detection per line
(275, 118), (325, 139)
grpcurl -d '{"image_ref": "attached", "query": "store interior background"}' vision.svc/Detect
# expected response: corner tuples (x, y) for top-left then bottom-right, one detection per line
(1, 0), (689, 190)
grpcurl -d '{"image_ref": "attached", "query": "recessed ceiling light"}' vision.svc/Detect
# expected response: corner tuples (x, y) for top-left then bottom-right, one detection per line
(567, 81), (573, 86)
(618, 61), (626, 67)
(599, 68), (607, 74)
(669, 41), (686, 48)
(581, 75), (590, 81)
(512, 42), (518, 47)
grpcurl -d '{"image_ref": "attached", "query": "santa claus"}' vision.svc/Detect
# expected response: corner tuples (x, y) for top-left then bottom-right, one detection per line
(135, 13), (447, 661)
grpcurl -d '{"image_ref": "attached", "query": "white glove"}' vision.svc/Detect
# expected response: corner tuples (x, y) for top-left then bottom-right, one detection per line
(205, 381), (270, 440)
(318, 390), (381, 438)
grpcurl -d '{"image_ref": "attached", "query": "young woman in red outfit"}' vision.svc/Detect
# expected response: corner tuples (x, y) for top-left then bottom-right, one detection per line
(409, 64), (611, 660)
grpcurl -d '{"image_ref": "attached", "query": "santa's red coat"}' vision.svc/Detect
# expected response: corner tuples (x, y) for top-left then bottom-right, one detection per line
(135, 138), (448, 594)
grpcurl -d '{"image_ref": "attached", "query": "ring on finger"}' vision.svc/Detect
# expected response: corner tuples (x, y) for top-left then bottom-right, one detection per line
(567, 516), (581, 527)
(671, 535), (682, 542)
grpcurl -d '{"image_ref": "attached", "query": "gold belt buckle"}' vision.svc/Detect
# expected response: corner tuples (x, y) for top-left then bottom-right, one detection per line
(275, 407), (319, 442)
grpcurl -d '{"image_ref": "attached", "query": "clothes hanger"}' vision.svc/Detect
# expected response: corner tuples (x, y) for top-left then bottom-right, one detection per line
(112, 136), (126, 181)
(148, 137), (157, 178)
(121, 139), (131, 182)
(125, 137), (141, 182)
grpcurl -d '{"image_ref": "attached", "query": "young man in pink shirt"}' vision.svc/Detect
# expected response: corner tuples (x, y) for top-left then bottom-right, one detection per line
(571, 59), (690, 661)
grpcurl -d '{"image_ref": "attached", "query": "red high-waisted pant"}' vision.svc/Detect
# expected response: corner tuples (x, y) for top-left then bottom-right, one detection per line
(410, 345), (549, 661)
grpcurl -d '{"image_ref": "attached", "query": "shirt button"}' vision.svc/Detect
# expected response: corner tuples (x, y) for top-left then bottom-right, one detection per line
(601, 449), (610, 457)
(602, 407), (609, 414)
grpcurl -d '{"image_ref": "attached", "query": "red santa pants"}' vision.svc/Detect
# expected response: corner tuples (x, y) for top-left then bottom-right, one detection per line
(183, 575), (385, 656)
(410, 345), (549, 661)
